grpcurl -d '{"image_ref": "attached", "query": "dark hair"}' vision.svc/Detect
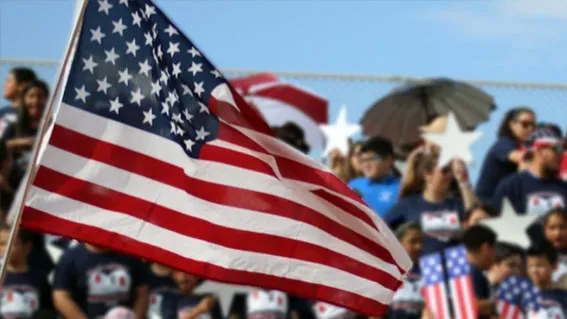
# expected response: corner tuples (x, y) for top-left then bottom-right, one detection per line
(526, 241), (558, 264)
(462, 224), (497, 251)
(359, 136), (394, 158)
(394, 221), (421, 240)
(272, 122), (309, 154)
(543, 207), (567, 227)
(10, 68), (37, 84)
(16, 80), (50, 137)
(497, 107), (535, 139)
(495, 242), (524, 264)
(464, 202), (498, 222)
(31, 310), (57, 319)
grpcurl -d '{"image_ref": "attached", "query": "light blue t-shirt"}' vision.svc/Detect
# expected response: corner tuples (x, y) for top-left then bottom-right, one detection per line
(348, 175), (400, 217)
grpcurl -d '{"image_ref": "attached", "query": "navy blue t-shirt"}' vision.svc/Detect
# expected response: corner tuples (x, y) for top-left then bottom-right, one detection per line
(348, 175), (401, 217)
(0, 267), (54, 319)
(147, 269), (179, 319)
(52, 244), (148, 319)
(538, 289), (567, 318)
(176, 294), (223, 319)
(469, 264), (490, 300)
(385, 195), (465, 254)
(476, 136), (519, 201)
(384, 266), (423, 319)
(491, 171), (567, 216)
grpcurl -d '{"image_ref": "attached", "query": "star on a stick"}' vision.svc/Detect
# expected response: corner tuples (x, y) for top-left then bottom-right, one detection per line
(421, 112), (482, 168)
(480, 198), (538, 249)
(320, 105), (360, 157)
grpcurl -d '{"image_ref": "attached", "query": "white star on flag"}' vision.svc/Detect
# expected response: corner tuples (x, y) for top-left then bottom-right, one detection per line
(320, 105), (361, 157)
(421, 112), (482, 168)
(90, 26), (106, 44)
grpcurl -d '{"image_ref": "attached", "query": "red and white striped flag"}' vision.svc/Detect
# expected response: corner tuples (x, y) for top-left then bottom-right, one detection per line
(19, 0), (410, 315)
(419, 253), (451, 319)
(444, 246), (478, 319)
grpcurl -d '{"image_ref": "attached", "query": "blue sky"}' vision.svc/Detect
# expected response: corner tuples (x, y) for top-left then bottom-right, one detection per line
(1, 0), (567, 181)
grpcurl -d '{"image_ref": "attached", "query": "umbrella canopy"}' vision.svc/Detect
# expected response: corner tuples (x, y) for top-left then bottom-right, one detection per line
(360, 78), (495, 149)
(231, 73), (329, 152)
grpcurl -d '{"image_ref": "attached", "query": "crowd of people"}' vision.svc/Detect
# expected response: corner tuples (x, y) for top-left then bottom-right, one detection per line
(2, 65), (567, 319)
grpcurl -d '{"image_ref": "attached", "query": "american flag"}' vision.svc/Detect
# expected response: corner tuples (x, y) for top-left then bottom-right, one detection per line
(419, 253), (450, 319)
(496, 276), (541, 319)
(443, 246), (477, 319)
(19, 0), (411, 315)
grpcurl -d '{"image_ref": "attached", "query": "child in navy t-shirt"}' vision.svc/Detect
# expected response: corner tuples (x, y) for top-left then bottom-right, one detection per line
(461, 225), (498, 319)
(541, 208), (567, 284)
(171, 272), (221, 319)
(0, 226), (54, 319)
(383, 222), (424, 319)
(52, 243), (149, 319)
(486, 242), (525, 297)
(526, 242), (567, 317)
(146, 263), (179, 319)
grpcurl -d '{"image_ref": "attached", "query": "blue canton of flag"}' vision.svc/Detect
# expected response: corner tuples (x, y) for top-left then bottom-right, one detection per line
(444, 246), (470, 280)
(497, 276), (541, 319)
(420, 254), (445, 287)
(62, 0), (225, 157)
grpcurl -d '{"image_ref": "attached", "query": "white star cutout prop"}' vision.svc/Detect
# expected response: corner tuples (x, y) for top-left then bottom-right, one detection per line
(421, 112), (482, 168)
(480, 198), (539, 249)
(320, 105), (361, 157)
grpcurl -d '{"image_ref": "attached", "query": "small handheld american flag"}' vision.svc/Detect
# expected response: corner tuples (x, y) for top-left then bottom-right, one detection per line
(420, 253), (451, 319)
(496, 276), (541, 319)
(17, 0), (411, 316)
(443, 245), (478, 319)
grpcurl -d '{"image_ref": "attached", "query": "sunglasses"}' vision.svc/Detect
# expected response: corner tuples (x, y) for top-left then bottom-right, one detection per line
(516, 120), (536, 129)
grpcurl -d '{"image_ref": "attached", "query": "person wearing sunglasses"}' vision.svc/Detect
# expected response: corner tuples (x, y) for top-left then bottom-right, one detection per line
(384, 149), (476, 255)
(476, 107), (536, 202)
(491, 127), (567, 218)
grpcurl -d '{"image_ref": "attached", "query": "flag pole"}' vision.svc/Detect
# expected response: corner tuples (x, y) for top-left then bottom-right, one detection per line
(0, 0), (89, 287)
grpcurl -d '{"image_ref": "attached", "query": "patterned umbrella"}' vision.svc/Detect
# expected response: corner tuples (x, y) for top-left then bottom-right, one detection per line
(360, 78), (495, 149)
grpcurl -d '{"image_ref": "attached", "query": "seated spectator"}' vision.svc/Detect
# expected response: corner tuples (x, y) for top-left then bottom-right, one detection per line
(526, 242), (567, 316)
(385, 149), (476, 254)
(1, 68), (37, 132)
(348, 137), (400, 217)
(491, 126), (567, 216)
(171, 272), (222, 319)
(2, 80), (49, 173)
(462, 202), (497, 229)
(146, 263), (178, 319)
(0, 225), (54, 319)
(52, 243), (149, 319)
(476, 107), (536, 201)
(486, 242), (524, 294)
(541, 208), (567, 282)
(461, 225), (497, 318)
(383, 222), (423, 319)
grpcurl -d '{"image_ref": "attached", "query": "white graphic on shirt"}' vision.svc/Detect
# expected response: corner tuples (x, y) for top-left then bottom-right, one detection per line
(147, 293), (163, 319)
(526, 192), (565, 217)
(86, 264), (131, 304)
(0, 285), (39, 319)
(246, 290), (287, 319)
(312, 302), (356, 319)
(534, 306), (565, 319)
(390, 274), (424, 313)
(177, 306), (211, 319)
(420, 211), (461, 240)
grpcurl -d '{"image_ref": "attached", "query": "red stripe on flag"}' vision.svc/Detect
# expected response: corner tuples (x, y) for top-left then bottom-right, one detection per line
(47, 125), (399, 268)
(31, 166), (401, 291)
(21, 207), (389, 316)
